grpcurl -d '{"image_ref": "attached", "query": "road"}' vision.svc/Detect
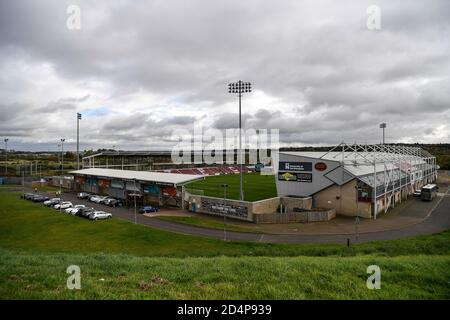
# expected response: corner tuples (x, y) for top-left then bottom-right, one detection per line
(33, 185), (450, 244)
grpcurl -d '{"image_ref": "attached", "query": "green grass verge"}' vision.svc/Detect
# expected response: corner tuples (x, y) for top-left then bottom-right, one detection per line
(1, 249), (449, 299)
(1, 188), (450, 299)
(1, 189), (450, 258)
(186, 172), (277, 201)
(157, 216), (260, 233)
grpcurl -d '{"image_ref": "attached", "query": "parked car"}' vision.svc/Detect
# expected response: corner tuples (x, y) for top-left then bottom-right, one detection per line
(77, 192), (91, 199)
(99, 197), (115, 205)
(104, 198), (123, 207)
(44, 198), (60, 206)
(80, 207), (96, 218)
(65, 204), (85, 214)
(413, 189), (422, 197)
(54, 201), (73, 210)
(89, 195), (107, 203)
(89, 211), (112, 220)
(89, 195), (100, 202)
(32, 195), (49, 202)
(139, 206), (159, 214)
(21, 193), (34, 200)
(70, 207), (85, 216)
(24, 193), (36, 200)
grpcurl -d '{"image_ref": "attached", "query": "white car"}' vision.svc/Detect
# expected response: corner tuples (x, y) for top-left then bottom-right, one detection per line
(89, 195), (106, 203)
(89, 211), (112, 220)
(54, 201), (73, 210)
(65, 204), (85, 214)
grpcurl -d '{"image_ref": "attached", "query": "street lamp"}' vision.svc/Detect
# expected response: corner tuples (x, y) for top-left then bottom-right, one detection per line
(60, 138), (65, 214)
(221, 183), (228, 241)
(379, 123), (386, 144)
(228, 80), (251, 201)
(77, 113), (82, 170)
(4, 138), (8, 175)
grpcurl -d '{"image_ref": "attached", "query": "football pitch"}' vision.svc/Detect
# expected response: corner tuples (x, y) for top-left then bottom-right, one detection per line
(185, 172), (277, 201)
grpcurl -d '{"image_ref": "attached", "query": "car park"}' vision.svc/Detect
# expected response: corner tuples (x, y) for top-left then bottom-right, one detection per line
(44, 198), (60, 206)
(54, 201), (73, 210)
(89, 211), (112, 220)
(139, 206), (159, 214)
(77, 192), (91, 199)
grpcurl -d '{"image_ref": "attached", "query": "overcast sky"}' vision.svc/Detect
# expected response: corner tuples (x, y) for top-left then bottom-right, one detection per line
(1, 0), (449, 151)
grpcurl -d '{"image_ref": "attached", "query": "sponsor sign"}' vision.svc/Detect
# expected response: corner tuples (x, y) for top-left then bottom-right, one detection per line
(278, 161), (312, 172)
(314, 162), (327, 171)
(278, 172), (313, 183)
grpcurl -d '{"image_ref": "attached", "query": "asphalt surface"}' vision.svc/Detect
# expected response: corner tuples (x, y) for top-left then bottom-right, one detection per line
(29, 185), (450, 244)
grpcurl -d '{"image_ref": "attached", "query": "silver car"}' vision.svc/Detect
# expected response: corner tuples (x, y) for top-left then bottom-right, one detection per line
(89, 211), (112, 220)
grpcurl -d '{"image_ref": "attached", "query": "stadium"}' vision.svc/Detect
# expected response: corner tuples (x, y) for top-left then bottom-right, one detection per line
(276, 143), (438, 219)
(68, 142), (438, 222)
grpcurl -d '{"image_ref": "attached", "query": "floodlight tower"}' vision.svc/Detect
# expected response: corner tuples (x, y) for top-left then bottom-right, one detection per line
(60, 138), (65, 214)
(228, 80), (252, 201)
(379, 123), (387, 144)
(77, 113), (82, 170)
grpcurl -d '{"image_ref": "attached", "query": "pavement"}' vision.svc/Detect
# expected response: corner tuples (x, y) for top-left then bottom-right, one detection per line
(17, 184), (450, 244)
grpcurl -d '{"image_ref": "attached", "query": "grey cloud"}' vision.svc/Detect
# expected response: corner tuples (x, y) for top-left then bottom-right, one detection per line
(0, 0), (449, 150)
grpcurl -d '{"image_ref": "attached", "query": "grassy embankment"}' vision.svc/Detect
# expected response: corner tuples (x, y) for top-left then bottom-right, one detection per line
(1, 188), (449, 299)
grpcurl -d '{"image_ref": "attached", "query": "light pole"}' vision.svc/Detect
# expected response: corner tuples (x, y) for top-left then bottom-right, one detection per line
(133, 178), (137, 224)
(221, 183), (228, 241)
(60, 138), (65, 214)
(379, 123), (386, 144)
(4, 138), (8, 176)
(228, 80), (251, 201)
(77, 113), (82, 170)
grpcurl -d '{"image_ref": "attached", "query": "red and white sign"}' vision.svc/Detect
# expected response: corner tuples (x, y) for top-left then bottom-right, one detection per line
(314, 162), (327, 171)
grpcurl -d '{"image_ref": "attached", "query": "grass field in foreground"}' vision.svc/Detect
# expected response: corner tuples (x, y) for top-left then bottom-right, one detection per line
(185, 172), (277, 201)
(1, 249), (449, 299)
(157, 216), (260, 233)
(1, 188), (450, 299)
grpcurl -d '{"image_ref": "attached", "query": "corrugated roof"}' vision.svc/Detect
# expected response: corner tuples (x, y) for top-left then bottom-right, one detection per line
(279, 151), (427, 187)
(70, 168), (204, 185)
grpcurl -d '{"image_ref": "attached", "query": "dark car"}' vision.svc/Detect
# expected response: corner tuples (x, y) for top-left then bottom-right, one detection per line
(23, 193), (35, 200)
(99, 197), (115, 205)
(104, 198), (123, 207)
(77, 192), (91, 199)
(32, 195), (49, 202)
(138, 206), (159, 214)
(80, 207), (96, 218)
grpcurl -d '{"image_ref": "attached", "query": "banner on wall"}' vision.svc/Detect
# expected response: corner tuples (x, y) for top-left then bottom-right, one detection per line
(97, 179), (110, 188)
(161, 187), (178, 197)
(75, 176), (85, 184)
(144, 184), (159, 195)
(278, 172), (313, 183)
(278, 161), (312, 172)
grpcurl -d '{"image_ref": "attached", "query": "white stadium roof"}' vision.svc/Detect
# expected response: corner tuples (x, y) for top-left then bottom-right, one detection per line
(279, 151), (431, 187)
(70, 168), (204, 186)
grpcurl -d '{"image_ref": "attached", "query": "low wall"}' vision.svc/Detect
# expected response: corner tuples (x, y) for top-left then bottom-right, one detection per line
(253, 208), (336, 224)
(187, 194), (253, 222)
(186, 193), (325, 224)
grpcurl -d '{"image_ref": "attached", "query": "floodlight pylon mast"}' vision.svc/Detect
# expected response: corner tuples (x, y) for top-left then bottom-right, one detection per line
(228, 80), (252, 201)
